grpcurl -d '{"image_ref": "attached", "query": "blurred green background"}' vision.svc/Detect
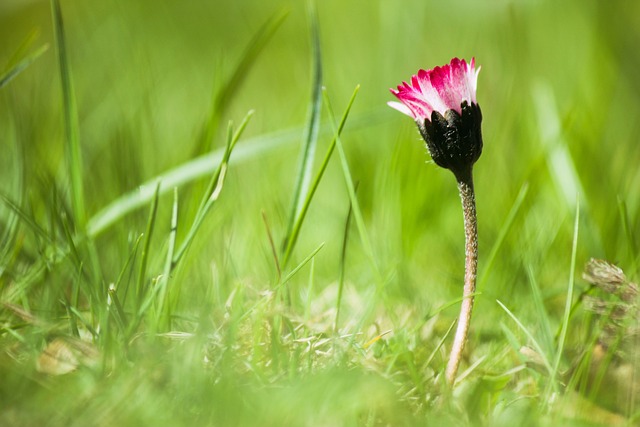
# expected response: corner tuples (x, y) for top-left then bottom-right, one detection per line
(1, 0), (639, 425)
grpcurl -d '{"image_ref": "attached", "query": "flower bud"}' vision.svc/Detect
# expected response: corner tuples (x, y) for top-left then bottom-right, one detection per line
(389, 58), (483, 181)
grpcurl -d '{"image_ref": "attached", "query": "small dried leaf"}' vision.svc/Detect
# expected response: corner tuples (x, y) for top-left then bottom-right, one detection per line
(36, 336), (99, 375)
(2, 302), (47, 327)
(36, 338), (79, 375)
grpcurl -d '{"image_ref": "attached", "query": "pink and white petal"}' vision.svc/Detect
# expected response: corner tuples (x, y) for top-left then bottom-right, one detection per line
(411, 75), (422, 94)
(398, 93), (433, 119)
(395, 82), (419, 101)
(430, 64), (460, 112)
(416, 70), (447, 115)
(468, 64), (480, 104)
(448, 58), (468, 109)
(389, 57), (480, 121)
(392, 83), (437, 119)
(428, 65), (447, 95)
(387, 101), (414, 118)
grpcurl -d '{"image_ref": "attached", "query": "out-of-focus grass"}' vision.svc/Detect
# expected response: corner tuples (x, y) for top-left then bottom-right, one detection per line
(1, 0), (639, 425)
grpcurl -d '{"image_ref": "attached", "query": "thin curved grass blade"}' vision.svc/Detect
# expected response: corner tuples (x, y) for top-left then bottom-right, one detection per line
(172, 111), (253, 266)
(322, 89), (377, 275)
(51, 0), (85, 228)
(281, 86), (359, 269)
(0, 30), (48, 89)
(281, 3), (323, 263)
(200, 10), (288, 152)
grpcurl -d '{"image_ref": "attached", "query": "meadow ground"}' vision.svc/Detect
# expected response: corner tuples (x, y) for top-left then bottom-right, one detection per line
(0, 0), (639, 425)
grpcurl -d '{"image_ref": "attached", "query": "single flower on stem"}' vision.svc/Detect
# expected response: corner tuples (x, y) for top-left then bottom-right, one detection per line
(389, 57), (483, 386)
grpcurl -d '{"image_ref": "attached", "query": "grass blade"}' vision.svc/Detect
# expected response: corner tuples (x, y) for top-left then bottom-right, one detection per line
(526, 264), (554, 356)
(134, 189), (179, 330)
(304, 258), (316, 325)
(136, 182), (161, 305)
(87, 118), (271, 238)
(618, 196), (638, 277)
(172, 111), (252, 266)
(423, 320), (457, 373)
(51, 0), (85, 227)
(0, 127), (24, 270)
(199, 10), (287, 152)
(281, 86), (359, 269)
(114, 234), (143, 305)
(497, 299), (554, 377)
(334, 183), (357, 333)
(548, 199), (580, 396)
(86, 108), (388, 238)
(156, 187), (179, 326)
(0, 194), (53, 245)
(237, 243), (325, 324)
(322, 89), (377, 275)
(107, 283), (127, 332)
(279, 243), (325, 291)
(262, 211), (282, 280)
(477, 182), (529, 291)
(0, 30), (48, 89)
(105, 233), (143, 337)
(282, 3), (323, 258)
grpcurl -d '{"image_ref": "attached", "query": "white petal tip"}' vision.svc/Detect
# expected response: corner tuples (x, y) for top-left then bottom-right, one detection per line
(387, 101), (414, 118)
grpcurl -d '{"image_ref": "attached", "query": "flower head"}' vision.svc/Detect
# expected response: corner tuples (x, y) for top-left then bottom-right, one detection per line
(389, 57), (483, 180)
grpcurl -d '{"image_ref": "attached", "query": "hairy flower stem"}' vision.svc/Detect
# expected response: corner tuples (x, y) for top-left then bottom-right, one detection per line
(445, 170), (478, 386)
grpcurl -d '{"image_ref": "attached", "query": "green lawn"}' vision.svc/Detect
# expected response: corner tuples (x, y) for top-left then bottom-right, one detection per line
(1, 0), (639, 425)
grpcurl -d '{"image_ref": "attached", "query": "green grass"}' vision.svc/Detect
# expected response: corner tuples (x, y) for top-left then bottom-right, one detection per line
(1, 0), (639, 425)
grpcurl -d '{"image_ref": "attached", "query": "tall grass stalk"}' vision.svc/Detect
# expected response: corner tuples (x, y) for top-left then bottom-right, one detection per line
(546, 200), (581, 403)
(51, 0), (85, 228)
(282, 2), (323, 268)
(281, 86), (359, 270)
